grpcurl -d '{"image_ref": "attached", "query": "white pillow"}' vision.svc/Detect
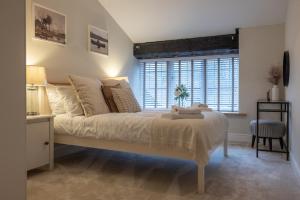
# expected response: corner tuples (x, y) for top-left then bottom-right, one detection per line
(56, 86), (84, 117)
(111, 88), (141, 113)
(68, 75), (109, 117)
(46, 84), (66, 115)
(101, 79), (130, 88)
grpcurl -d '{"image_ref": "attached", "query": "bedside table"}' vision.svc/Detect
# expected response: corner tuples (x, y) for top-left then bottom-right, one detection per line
(26, 115), (54, 171)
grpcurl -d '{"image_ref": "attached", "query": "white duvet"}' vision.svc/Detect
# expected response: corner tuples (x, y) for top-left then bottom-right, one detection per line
(54, 111), (228, 165)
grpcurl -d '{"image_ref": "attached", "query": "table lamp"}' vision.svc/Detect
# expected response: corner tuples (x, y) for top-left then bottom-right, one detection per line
(26, 66), (47, 115)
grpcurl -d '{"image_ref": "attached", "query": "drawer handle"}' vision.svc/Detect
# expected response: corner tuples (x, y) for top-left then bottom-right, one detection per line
(44, 141), (49, 145)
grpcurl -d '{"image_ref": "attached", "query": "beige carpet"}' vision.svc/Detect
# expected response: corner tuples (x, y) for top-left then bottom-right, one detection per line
(27, 145), (300, 200)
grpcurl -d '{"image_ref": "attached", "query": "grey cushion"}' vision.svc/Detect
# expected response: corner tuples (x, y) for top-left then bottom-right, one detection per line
(250, 120), (286, 138)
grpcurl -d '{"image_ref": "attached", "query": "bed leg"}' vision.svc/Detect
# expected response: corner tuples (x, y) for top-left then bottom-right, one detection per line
(224, 131), (228, 157)
(197, 164), (205, 194)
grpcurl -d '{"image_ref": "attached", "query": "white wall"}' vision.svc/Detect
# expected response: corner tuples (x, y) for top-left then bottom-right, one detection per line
(0, 0), (26, 200)
(228, 24), (285, 135)
(285, 0), (300, 172)
(26, 0), (138, 84)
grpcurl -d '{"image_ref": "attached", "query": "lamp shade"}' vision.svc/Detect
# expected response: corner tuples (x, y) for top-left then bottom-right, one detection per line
(26, 66), (47, 86)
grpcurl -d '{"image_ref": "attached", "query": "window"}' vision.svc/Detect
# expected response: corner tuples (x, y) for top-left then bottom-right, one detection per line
(139, 55), (239, 112)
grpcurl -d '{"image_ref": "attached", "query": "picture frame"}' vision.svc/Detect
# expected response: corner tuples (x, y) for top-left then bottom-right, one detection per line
(88, 25), (108, 55)
(33, 3), (67, 45)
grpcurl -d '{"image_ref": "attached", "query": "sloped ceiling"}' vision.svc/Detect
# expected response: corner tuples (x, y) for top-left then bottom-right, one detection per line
(98, 0), (288, 43)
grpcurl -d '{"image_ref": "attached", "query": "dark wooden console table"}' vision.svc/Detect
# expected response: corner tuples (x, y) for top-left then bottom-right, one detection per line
(256, 100), (290, 160)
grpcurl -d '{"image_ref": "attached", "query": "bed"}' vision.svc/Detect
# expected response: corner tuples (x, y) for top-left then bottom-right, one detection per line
(53, 110), (229, 194)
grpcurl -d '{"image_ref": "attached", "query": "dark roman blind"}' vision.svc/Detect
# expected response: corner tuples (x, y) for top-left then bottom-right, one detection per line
(139, 55), (239, 112)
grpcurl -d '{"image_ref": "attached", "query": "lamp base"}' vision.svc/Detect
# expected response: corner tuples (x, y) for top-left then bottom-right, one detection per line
(27, 85), (39, 116)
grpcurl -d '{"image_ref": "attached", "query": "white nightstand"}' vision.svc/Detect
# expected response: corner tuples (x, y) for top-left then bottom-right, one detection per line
(26, 115), (54, 171)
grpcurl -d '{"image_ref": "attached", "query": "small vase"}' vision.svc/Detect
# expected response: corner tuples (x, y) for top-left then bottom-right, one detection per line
(271, 85), (280, 101)
(178, 98), (185, 107)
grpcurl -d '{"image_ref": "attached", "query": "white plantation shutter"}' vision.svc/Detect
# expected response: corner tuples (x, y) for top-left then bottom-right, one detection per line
(206, 59), (219, 110)
(138, 62), (144, 106)
(193, 60), (205, 104)
(233, 58), (239, 112)
(168, 61), (179, 107)
(142, 61), (167, 108)
(219, 58), (233, 111)
(179, 61), (192, 106)
(140, 55), (239, 111)
(144, 62), (156, 108)
(156, 62), (167, 108)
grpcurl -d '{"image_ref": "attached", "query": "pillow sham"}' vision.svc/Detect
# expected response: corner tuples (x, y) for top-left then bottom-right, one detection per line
(111, 88), (141, 113)
(101, 79), (130, 88)
(101, 84), (121, 112)
(68, 75), (109, 117)
(46, 84), (66, 115)
(56, 86), (84, 117)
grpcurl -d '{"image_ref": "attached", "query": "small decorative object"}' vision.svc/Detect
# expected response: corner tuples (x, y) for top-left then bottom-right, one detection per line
(283, 51), (290, 87)
(33, 4), (66, 45)
(268, 66), (282, 101)
(174, 84), (189, 107)
(88, 25), (108, 55)
(26, 66), (47, 115)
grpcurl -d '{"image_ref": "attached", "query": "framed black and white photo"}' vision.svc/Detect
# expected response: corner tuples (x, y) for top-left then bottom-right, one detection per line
(33, 4), (67, 45)
(88, 25), (108, 55)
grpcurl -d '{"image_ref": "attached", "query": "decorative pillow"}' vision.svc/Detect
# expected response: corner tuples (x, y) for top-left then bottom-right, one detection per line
(111, 88), (141, 113)
(101, 79), (130, 88)
(68, 75), (109, 117)
(101, 84), (121, 112)
(46, 84), (66, 115)
(56, 86), (84, 117)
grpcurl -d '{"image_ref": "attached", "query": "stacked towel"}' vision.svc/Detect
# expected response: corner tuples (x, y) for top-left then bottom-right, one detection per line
(159, 106), (205, 120)
(171, 106), (202, 114)
(191, 103), (213, 112)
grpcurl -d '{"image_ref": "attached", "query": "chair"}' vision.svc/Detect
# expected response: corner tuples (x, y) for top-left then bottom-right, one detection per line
(250, 120), (286, 150)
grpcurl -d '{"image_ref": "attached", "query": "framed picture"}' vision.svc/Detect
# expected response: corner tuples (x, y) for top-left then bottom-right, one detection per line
(33, 4), (67, 45)
(88, 25), (108, 55)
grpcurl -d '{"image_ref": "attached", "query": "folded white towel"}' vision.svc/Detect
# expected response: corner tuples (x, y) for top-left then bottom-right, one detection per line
(192, 103), (208, 108)
(191, 103), (213, 112)
(171, 106), (202, 114)
(161, 113), (204, 120)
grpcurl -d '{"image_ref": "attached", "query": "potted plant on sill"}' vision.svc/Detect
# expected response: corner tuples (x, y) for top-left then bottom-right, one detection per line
(174, 84), (189, 107)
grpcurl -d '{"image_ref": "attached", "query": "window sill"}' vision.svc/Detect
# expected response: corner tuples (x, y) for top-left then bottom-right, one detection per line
(142, 109), (247, 116)
(222, 112), (247, 117)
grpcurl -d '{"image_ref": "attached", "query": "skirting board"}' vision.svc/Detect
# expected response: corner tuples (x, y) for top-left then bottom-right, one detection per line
(228, 133), (251, 144)
(291, 153), (300, 180)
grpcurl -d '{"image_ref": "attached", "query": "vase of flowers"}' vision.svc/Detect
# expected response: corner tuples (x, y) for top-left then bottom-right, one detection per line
(268, 66), (282, 101)
(174, 84), (189, 107)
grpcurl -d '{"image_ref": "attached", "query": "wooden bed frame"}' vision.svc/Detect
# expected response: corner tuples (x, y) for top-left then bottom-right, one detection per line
(39, 81), (228, 194)
(54, 133), (228, 194)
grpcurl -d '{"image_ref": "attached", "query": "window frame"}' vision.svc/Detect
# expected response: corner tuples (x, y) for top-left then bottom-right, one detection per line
(139, 54), (240, 112)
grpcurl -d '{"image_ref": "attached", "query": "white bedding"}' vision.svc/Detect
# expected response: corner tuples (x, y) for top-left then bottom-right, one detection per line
(54, 111), (228, 165)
